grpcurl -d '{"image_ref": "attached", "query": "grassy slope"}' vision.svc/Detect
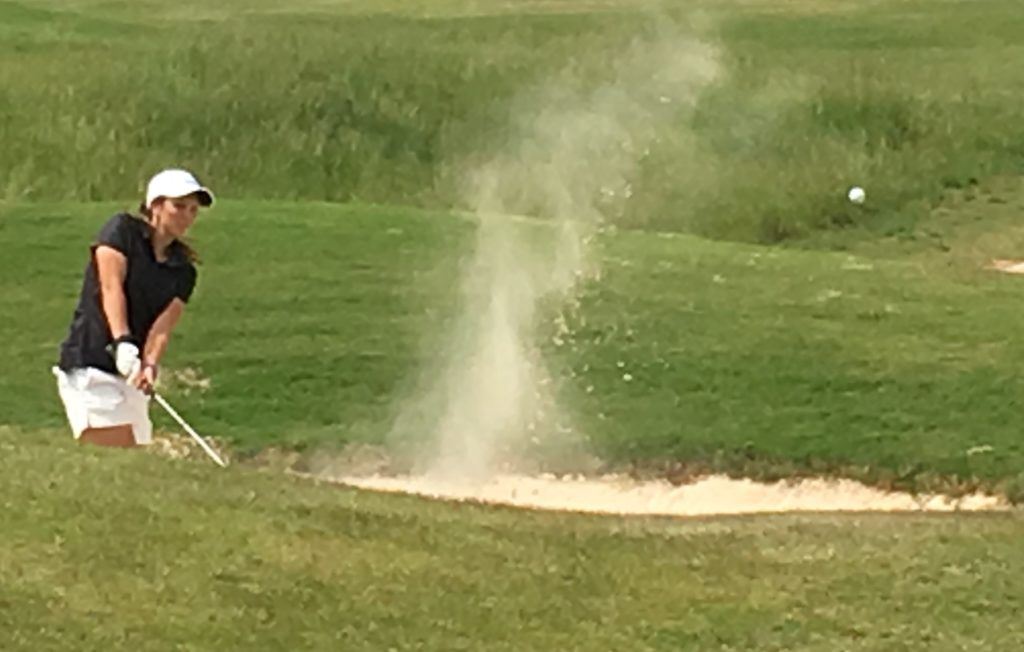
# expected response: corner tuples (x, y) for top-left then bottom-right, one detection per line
(2, 0), (1023, 241)
(573, 180), (1024, 493)
(3, 425), (1024, 651)
(5, 182), (1024, 496)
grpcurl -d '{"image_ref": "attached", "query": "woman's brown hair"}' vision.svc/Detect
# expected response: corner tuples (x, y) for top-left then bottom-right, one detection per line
(136, 201), (200, 263)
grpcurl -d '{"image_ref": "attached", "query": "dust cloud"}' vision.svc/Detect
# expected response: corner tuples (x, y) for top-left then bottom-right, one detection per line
(388, 30), (722, 481)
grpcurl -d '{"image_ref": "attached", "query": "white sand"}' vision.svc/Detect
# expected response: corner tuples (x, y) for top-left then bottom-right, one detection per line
(337, 473), (1008, 517)
(989, 259), (1024, 274)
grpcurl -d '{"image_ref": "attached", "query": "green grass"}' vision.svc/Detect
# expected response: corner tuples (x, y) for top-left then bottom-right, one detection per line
(2, 0), (1023, 241)
(4, 425), (1024, 651)
(6, 2), (1024, 647)
(6, 183), (1024, 497)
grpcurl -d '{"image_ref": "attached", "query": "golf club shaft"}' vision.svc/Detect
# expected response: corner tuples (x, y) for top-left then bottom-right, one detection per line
(153, 393), (227, 467)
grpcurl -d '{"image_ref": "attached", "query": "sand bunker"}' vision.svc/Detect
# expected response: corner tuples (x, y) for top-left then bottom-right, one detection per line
(988, 259), (1024, 274)
(336, 473), (1008, 517)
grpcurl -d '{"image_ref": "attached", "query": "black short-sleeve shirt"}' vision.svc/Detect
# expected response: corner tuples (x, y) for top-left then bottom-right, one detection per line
(58, 213), (198, 374)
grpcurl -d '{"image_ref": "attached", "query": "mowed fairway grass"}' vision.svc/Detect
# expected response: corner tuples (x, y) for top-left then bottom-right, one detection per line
(3, 425), (1024, 651)
(6, 0), (1024, 649)
(5, 195), (1024, 495)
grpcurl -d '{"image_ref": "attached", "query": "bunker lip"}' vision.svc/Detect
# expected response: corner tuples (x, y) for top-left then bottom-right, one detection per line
(325, 472), (1010, 517)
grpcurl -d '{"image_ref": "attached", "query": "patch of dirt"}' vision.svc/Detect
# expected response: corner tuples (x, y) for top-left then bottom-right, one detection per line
(298, 443), (396, 477)
(148, 430), (230, 465)
(164, 367), (212, 395)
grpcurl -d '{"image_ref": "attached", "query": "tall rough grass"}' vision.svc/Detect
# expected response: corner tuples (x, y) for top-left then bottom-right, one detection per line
(2, 1), (1023, 242)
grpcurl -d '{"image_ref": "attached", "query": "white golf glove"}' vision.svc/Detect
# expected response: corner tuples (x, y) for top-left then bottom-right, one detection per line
(112, 338), (141, 378)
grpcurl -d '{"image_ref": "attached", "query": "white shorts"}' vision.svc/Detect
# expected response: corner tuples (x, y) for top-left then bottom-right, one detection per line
(53, 366), (153, 445)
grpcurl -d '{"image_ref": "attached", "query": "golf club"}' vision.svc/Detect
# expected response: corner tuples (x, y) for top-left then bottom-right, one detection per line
(153, 392), (227, 468)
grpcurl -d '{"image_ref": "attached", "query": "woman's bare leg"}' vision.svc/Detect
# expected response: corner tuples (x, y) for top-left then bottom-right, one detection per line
(78, 425), (136, 448)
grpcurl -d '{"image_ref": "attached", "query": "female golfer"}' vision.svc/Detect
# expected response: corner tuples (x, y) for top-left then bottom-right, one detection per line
(54, 169), (214, 447)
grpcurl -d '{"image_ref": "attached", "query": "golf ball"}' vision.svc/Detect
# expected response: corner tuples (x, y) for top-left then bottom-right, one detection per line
(848, 186), (866, 204)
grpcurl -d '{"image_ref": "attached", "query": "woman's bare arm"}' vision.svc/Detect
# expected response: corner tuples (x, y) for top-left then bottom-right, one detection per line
(94, 245), (130, 339)
(143, 298), (186, 368)
(128, 298), (186, 393)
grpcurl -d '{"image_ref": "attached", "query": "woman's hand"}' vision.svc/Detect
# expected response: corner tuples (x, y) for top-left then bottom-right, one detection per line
(130, 363), (159, 395)
(113, 339), (141, 377)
